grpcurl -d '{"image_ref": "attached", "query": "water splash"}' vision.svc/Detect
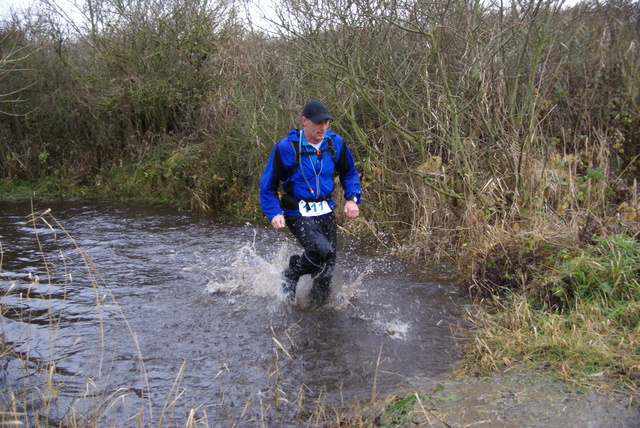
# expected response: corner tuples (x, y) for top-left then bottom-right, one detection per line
(205, 240), (288, 297)
(374, 317), (410, 340)
(204, 235), (412, 339)
(204, 236), (373, 307)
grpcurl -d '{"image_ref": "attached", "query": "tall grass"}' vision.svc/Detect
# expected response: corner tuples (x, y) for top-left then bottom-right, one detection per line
(1, 0), (638, 231)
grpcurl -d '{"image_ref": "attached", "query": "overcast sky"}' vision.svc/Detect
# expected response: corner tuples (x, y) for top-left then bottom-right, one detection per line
(0, 0), (582, 27)
(1, 0), (78, 20)
(0, 0), (280, 31)
(1, 0), (37, 16)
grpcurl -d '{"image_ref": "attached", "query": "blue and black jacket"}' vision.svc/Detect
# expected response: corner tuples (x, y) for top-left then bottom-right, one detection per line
(259, 129), (362, 222)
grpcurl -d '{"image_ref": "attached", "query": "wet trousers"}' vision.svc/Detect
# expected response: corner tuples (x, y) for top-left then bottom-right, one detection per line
(283, 212), (337, 305)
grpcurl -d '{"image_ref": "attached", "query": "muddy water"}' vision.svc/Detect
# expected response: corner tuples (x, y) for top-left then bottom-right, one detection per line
(0, 200), (465, 426)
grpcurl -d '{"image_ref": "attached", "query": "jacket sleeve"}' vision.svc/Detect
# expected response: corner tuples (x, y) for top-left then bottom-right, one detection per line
(259, 143), (288, 222)
(335, 138), (362, 203)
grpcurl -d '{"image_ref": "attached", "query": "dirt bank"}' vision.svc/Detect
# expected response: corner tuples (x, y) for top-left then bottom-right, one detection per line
(371, 367), (640, 427)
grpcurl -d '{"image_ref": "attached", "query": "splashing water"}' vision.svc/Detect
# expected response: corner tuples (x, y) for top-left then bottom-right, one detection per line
(205, 238), (371, 310)
(374, 317), (411, 340)
(205, 241), (287, 296)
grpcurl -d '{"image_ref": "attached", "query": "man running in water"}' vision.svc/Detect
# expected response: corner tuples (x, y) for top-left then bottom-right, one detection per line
(259, 100), (362, 306)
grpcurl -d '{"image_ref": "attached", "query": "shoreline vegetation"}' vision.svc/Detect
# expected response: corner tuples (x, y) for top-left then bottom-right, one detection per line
(1, 0), (639, 425)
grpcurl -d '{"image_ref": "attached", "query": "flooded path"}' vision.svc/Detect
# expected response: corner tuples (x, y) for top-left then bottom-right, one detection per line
(0, 200), (465, 426)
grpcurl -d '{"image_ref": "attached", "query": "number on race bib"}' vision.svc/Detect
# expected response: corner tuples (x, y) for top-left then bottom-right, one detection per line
(299, 200), (332, 217)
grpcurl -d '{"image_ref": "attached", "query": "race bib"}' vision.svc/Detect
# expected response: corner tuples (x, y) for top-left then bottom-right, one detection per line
(299, 200), (332, 217)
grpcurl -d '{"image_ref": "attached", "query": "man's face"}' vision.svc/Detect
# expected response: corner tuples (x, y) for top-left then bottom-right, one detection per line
(302, 117), (330, 144)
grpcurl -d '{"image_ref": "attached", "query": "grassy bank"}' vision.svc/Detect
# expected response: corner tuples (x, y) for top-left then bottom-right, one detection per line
(464, 233), (640, 387)
(1, 0), (640, 424)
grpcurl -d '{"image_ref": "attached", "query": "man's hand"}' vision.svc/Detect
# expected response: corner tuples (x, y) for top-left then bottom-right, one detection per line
(344, 200), (359, 218)
(271, 214), (286, 230)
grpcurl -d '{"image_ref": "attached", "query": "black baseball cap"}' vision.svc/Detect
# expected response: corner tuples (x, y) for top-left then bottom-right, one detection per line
(302, 100), (333, 123)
